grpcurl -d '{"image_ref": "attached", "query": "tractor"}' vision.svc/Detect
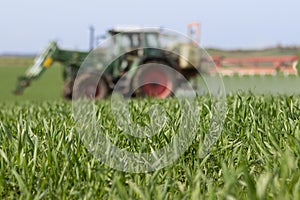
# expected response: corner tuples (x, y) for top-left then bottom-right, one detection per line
(15, 25), (203, 100)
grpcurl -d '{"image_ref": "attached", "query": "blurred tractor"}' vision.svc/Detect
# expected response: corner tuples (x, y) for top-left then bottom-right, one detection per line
(15, 25), (203, 100)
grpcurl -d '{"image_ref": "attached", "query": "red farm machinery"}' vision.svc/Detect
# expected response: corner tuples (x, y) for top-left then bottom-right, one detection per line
(210, 55), (299, 76)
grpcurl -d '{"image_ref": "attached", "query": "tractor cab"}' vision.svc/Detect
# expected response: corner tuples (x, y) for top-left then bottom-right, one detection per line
(108, 27), (161, 50)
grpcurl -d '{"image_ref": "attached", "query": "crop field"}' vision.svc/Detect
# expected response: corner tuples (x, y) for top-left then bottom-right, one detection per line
(1, 95), (300, 199)
(0, 59), (300, 199)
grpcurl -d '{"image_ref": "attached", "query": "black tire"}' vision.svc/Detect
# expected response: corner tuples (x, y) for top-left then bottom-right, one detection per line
(62, 78), (74, 100)
(73, 73), (108, 100)
(132, 62), (178, 99)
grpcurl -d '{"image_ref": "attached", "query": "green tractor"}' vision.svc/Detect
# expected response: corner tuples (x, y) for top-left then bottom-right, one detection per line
(15, 27), (203, 100)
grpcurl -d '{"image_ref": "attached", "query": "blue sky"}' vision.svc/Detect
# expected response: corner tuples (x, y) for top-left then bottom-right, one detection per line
(0, 0), (299, 53)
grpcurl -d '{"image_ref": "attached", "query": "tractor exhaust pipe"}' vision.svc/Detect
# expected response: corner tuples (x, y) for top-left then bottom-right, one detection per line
(89, 26), (95, 50)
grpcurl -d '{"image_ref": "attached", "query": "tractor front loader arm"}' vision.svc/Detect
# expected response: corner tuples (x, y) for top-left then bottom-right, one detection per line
(14, 41), (58, 95)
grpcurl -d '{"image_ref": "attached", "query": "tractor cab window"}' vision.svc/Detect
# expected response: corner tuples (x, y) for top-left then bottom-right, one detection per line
(131, 34), (141, 48)
(120, 34), (131, 50)
(145, 33), (160, 48)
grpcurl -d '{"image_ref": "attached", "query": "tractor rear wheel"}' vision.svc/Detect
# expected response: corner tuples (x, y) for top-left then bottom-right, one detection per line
(72, 73), (108, 100)
(132, 63), (177, 99)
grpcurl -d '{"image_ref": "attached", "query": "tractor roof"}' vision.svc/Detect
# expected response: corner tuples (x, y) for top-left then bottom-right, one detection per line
(109, 27), (161, 35)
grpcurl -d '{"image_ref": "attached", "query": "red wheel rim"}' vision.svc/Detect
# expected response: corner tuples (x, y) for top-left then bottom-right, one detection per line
(140, 68), (172, 98)
(84, 82), (101, 99)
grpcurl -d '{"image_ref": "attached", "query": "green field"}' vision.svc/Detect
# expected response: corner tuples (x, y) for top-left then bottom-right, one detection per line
(0, 64), (64, 102)
(1, 63), (300, 102)
(1, 60), (300, 199)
